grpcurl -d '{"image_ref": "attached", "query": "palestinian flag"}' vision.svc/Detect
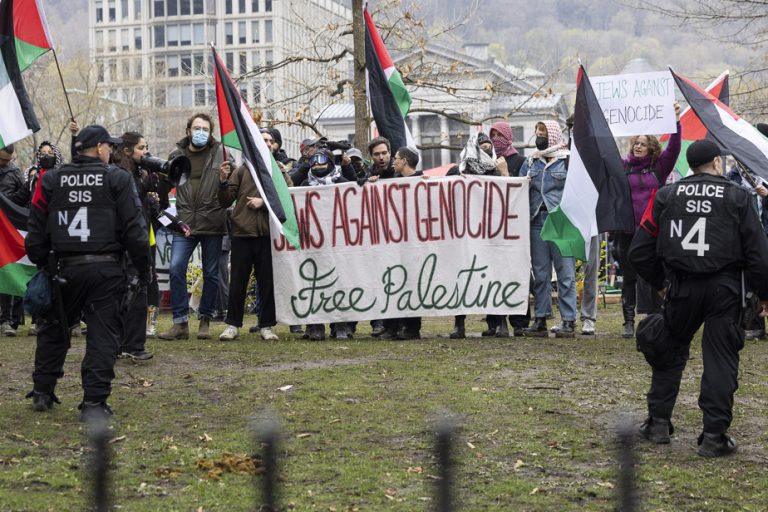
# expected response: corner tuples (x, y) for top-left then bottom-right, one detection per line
(540, 65), (634, 260)
(0, 193), (35, 296)
(661, 70), (729, 178)
(0, 0), (41, 149)
(12, 0), (54, 71)
(364, 7), (413, 151)
(212, 46), (299, 249)
(671, 67), (768, 182)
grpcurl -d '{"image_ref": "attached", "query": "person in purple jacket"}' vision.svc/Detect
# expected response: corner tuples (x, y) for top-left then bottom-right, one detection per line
(616, 102), (682, 339)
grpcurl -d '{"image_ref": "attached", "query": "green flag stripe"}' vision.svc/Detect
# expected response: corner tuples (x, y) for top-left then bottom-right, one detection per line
(0, 262), (36, 296)
(222, 130), (242, 151)
(270, 158), (299, 249)
(539, 205), (587, 261)
(14, 38), (48, 72)
(387, 71), (411, 118)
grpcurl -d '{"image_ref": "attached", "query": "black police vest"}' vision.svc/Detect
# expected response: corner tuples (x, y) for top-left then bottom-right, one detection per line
(656, 176), (741, 274)
(46, 163), (118, 253)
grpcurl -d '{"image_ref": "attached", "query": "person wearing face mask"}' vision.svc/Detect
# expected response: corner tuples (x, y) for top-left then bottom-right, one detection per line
(616, 102), (682, 339)
(159, 113), (227, 341)
(25, 125), (150, 420)
(628, 139), (768, 457)
(519, 120), (577, 338)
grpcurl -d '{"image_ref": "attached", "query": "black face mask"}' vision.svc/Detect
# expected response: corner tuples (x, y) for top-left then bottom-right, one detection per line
(482, 147), (494, 157)
(535, 136), (549, 151)
(39, 155), (56, 169)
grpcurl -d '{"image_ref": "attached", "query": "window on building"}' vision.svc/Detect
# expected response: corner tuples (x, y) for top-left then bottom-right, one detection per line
(225, 52), (234, 73)
(121, 59), (130, 80)
(193, 53), (204, 74)
(252, 0), (258, 12)
(121, 29), (130, 50)
(251, 21), (259, 43)
(193, 23), (204, 44)
(181, 24), (191, 45)
(265, 81), (273, 102)
(239, 85), (248, 103)
(154, 86), (166, 107)
(265, 49), (273, 65)
(97, 61), (105, 82)
(108, 0), (116, 21)
(182, 84), (193, 106)
(95, 30), (104, 52)
(135, 57), (143, 79)
(264, 20), (272, 42)
(134, 28), (142, 49)
(167, 85), (181, 107)
(225, 0), (233, 14)
(239, 0), (246, 13)
(108, 59), (117, 80)
(419, 116), (442, 169)
(238, 21), (246, 44)
(95, 0), (103, 22)
(168, 55), (179, 77)
(107, 29), (117, 51)
(154, 57), (166, 76)
(153, 0), (164, 17)
(195, 84), (207, 106)
(169, 0), (179, 16)
(251, 50), (260, 68)
(193, 0), (204, 14)
(121, 0), (128, 19)
(180, 0), (191, 15)
(239, 51), (247, 74)
(225, 23), (233, 44)
(134, 0), (141, 18)
(265, 0), (272, 11)
(167, 24), (179, 46)
(153, 25), (164, 47)
(253, 83), (261, 103)
(181, 55), (192, 75)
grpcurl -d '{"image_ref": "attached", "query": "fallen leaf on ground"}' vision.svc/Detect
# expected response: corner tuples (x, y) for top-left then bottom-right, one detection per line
(530, 487), (540, 495)
(278, 385), (293, 392)
(406, 466), (423, 474)
(296, 433), (312, 438)
(155, 466), (181, 479)
(199, 433), (213, 443)
(109, 436), (126, 444)
(597, 481), (614, 489)
(513, 460), (525, 471)
(195, 452), (264, 480)
(466, 442), (476, 449)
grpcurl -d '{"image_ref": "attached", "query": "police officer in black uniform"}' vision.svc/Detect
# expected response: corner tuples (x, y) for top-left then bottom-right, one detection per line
(25, 125), (150, 420)
(629, 139), (768, 457)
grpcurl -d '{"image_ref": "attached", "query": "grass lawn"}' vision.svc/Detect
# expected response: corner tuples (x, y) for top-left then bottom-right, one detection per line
(1, 304), (767, 511)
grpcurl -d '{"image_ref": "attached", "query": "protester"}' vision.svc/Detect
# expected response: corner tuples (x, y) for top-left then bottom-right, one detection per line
(616, 103), (682, 338)
(629, 139), (768, 457)
(347, 147), (367, 179)
(25, 125), (150, 419)
(158, 113), (227, 341)
(520, 120), (577, 338)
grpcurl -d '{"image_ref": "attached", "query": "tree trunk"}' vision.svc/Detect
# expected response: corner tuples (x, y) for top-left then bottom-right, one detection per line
(352, 0), (369, 152)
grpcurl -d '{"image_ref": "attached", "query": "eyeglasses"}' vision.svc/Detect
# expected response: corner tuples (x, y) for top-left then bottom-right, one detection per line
(310, 153), (330, 166)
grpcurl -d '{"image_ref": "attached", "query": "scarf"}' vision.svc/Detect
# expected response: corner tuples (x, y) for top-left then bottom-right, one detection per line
(625, 154), (654, 173)
(307, 166), (342, 186)
(459, 134), (498, 175)
(490, 121), (518, 157)
(529, 120), (570, 163)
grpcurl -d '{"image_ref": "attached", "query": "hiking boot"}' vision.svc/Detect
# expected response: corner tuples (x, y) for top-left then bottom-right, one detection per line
(1, 322), (17, 336)
(697, 432), (737, 457)
(581, 318), (596, 335)
(79, 401), (114, 422)
(622, 321), (634, 339)
(555, 320), (576, 338)
(219, 325), (239, 341)
(308, 324), (325, 341)
(158, 322), (189, 340)
(123, 350), (153, 361)
(523, 317), (548, 337)
(27, 390), (60, 412)
(495, 323), (509, 338)
(371, 320), (386, 337)
(197, 318), (211, 340)
(260, 327), (279, 341)
(639, 416), (673, 444)
(449, 317), (466, 339)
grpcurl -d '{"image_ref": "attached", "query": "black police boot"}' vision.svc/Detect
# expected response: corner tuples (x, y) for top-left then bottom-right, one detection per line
(334, 323), (350, 340)
(523, 317), (548, 337)
(79, 401), (114, 422)
(639, 416), (673, 444)
(622, 321), (635, 339)
(308, 324), (325, 341)
(495, 322), (509, 338)
(449, 317), (466, 339)
(555, 320), (575, 338)
(697, 432), (737, 457)
(26, 390), (61, 412)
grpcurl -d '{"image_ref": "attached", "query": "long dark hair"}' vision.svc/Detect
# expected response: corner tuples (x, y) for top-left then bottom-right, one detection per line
(112, 132), (144, 172)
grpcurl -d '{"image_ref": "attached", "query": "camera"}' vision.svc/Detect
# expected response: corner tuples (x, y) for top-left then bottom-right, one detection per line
(140, 154), (191, 189)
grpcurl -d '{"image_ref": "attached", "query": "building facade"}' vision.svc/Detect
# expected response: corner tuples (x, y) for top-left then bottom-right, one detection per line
(89, 0), (351, 154)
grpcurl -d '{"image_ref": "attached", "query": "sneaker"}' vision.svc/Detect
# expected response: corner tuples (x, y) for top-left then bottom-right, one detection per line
(697, 432), (737, 457)
(146, 325), (157, 338)
(581, 319), (596, 335)
(259, 327), (279, 341)
(219, 325), (239, 341)
(79, 401), (114, 422)
(2, 322), (17, 336)
(124, 350), (153, 361)
(639, 416), (673, 444)
(27, 390), (60, 412)
(745, 329), (766, 341)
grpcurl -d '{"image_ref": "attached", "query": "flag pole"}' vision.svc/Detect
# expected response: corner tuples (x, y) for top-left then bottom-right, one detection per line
(211, 43), (228, 164)
(51, 49), (74, 121)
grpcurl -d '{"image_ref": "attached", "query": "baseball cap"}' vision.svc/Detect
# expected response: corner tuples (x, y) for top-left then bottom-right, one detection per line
(346, 148), (363, 161)
(74, 125), (123, 151)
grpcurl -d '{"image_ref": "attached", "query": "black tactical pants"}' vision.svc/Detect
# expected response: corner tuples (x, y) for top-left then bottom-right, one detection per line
(647, 272), (744, 434)
(33, 261), (125, 403)
(118, 264), (148, 354)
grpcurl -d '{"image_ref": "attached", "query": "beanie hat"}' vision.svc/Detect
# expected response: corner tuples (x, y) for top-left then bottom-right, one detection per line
(686, 139), (721, 169)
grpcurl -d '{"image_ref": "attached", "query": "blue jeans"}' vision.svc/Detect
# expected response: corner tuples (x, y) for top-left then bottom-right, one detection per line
(530, 211), (577, 321)
(169, 234), (223, 324)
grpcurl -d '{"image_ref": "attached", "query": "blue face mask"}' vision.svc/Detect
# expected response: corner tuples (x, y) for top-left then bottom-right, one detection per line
(191, 129), (209, 148)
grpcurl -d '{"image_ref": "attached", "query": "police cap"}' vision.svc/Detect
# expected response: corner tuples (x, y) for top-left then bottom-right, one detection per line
(686, 139), (721, 169)
(74, 125), (123, 152)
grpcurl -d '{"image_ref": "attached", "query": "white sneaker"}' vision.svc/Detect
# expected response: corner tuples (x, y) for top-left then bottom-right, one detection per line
(550, 322), (563, 333)
(1, 322), (16, 336)
(260, 327), (279, 341)
(581, 318), (596, 335)
(219, 325), (239, 341)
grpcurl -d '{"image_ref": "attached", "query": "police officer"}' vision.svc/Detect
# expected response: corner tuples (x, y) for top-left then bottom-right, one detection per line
(629, 139), (768, 457)
(25, 125), (150, 420)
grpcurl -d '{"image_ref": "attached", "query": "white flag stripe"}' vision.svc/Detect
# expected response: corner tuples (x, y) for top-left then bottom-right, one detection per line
(559, 143), (599, 256)
(0, 82), (33, 146)
(716, 106), (768, 158)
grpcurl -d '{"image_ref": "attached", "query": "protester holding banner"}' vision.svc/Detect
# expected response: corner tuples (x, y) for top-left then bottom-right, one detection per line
(521, 120), (577, 338)
(616, 103), (682, 339)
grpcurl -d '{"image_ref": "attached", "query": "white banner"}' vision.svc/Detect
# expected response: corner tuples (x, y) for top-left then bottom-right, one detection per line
(271, 176), (531, 324)
(590, 71), (677, 137)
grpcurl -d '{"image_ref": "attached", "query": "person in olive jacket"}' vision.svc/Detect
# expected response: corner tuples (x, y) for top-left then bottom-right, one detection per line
(158, 113), (227, 341)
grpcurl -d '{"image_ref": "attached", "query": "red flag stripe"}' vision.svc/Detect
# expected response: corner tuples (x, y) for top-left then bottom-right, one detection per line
(363, 8), (394, 71)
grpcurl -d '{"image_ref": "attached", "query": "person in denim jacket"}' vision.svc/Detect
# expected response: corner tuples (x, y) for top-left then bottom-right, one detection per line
(520, 120), (577, 338)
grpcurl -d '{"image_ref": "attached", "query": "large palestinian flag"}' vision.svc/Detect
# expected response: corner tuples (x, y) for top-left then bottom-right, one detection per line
(12, 0), (53, 71)
(671, 68), (768, 182)
(0, 193), (35, 296)
(540, 65), (634, 260)
(364, 7), (413, 151)
(660, 70), (729, 178)
(212, 46), (299, 249)
(0, 0), (43, 149)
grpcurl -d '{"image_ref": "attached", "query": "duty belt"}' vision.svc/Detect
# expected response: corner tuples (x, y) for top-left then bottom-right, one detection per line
(59, 253), (121, 266)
